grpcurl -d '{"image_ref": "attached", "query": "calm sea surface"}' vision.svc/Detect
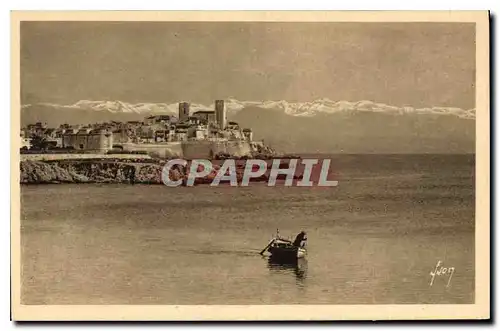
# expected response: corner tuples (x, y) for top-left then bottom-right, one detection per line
(21, 154), (475, 304)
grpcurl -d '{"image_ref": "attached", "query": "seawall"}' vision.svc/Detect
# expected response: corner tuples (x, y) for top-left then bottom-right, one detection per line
(117, 140), (254, 160)
(182, 140), (253, 159)
(119, 142), (184, 158)
(21, 153), (152, 162)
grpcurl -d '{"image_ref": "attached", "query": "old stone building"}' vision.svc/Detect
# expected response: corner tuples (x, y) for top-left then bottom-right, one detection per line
(242, 128), (253, 141)
(62, 128), (113, 152)
(192, 110), (216, 124)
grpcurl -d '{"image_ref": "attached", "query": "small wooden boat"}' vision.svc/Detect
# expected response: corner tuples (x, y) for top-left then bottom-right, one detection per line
(260, 230), (307, 260)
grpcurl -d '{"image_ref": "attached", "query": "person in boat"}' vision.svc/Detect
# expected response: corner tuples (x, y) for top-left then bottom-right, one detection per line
(292, 231), (307, 248)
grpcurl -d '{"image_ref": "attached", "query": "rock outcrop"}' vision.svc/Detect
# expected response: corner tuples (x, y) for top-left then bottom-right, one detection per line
(20, 160), (166, 184)
(19, 159), (289, 185)
(20, 160), (89, 184)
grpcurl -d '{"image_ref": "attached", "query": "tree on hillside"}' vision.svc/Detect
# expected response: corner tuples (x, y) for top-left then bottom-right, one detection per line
(29, 134), (49, 151)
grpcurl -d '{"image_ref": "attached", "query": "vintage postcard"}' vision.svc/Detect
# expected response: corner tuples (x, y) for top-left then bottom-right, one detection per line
(10, 11), (490, 321)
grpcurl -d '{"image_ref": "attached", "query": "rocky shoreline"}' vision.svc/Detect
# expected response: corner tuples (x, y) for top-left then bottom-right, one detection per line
(20, 159), (164, 185)
(20, 157), (303, 185)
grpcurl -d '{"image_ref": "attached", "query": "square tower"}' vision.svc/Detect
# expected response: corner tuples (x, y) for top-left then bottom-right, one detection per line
(178, 102), (190, 122)
(215, 99), (226, 130)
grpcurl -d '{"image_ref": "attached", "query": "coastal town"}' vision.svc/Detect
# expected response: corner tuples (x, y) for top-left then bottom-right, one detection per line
(19, 99), (281, 185)
(20, 99), (255, 156)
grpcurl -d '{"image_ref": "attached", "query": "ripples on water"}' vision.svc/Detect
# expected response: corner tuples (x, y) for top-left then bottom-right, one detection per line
(20, 155), (475, 305)
(267, 258), (308, 284)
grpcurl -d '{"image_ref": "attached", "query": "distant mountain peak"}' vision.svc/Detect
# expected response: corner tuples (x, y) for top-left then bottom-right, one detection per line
(21, 98), (475, 120)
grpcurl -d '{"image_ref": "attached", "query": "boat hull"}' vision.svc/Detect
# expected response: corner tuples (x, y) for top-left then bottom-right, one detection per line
(268, 246), (306, 261)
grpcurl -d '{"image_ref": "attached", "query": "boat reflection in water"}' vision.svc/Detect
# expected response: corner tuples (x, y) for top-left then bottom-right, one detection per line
(267, 256), (308, 282)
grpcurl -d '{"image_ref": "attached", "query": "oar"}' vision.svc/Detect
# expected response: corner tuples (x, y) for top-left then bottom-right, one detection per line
(259, 239), (274, 255)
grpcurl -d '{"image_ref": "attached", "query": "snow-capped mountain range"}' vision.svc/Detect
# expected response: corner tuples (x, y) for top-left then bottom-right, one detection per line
(21, 98), (475, 120)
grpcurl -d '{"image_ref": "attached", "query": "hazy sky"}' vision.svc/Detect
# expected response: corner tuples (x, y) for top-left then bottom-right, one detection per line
(20, 22), (475, 108)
